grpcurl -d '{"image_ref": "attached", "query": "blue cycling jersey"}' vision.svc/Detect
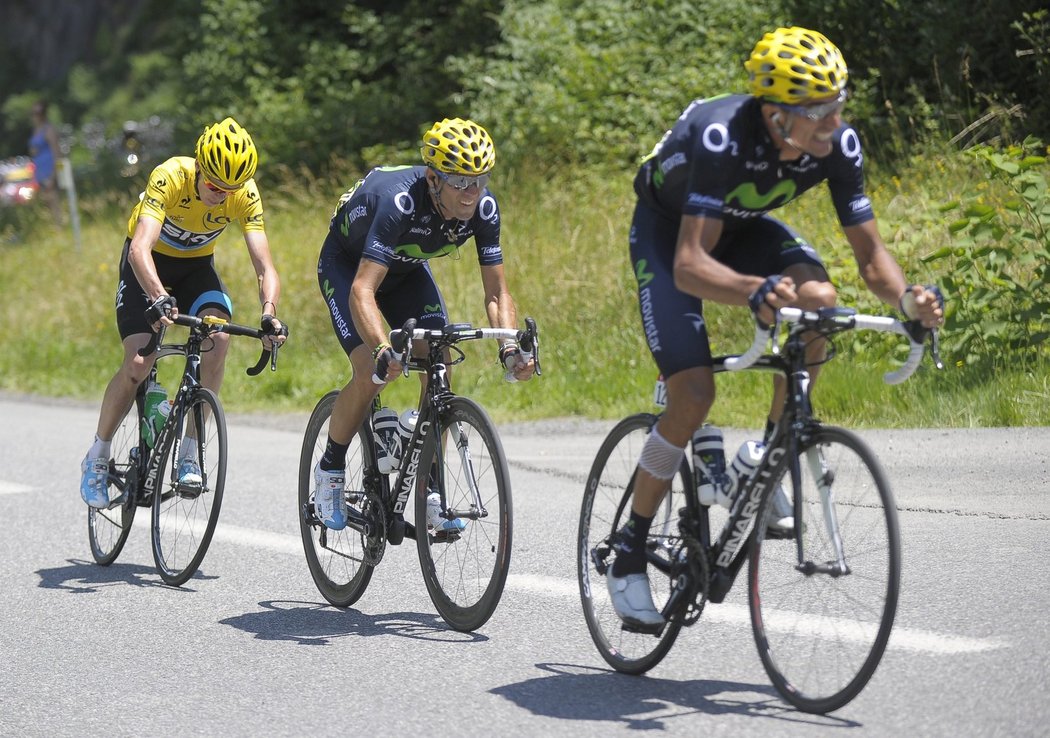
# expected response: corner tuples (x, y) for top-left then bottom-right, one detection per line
(634, 94), (874, 229)
(326, 165), (503, 273)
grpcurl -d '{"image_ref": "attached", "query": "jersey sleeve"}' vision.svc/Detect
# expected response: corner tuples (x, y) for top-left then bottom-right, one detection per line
(472, 192), (503, 266)
(360, 194), (408, 267)
(826, 126), (875, 227)
(136, 159), (184, 225)
(681, 125), (734, 220)
(229, 180), (266, 232)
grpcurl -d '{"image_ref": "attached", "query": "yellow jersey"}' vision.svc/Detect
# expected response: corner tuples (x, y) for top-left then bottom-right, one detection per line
(126, 156), (265, 258)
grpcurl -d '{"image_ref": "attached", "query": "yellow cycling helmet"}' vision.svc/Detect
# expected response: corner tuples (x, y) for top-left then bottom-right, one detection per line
(745, 27), (848, 105)
(195, 117), (258, 188)
(420, 118), (496, 175)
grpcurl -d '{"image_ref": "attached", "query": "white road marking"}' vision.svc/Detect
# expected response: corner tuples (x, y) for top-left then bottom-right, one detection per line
(129, 516), (1004, 656)
(0, 480), (33, 495)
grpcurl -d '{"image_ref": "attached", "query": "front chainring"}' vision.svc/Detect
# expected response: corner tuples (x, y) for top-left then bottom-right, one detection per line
(357, 489), (387, 566)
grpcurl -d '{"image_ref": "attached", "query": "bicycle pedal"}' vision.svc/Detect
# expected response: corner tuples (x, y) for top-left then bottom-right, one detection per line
(430, 529), (461, 544)
(621, 619), (664, 636)
(176, 483), (204, 499)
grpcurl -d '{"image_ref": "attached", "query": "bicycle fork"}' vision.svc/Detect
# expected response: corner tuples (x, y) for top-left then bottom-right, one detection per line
(445, 420), (488, 521)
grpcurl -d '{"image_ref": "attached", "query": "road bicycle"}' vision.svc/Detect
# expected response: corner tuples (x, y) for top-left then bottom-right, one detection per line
(299, 318), (540, 631)
(578, 306), (942, 713)
(87, 313), (285, 586)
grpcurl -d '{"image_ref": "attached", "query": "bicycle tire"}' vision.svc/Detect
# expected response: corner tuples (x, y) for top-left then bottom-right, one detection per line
(298, 391), (377, 607)
(414, 396), (512, 632)
(88, 404), (140, 565)
(151, 387), (227, 586)
(749, 425), (901, 714)
(578, 413), (689, 675)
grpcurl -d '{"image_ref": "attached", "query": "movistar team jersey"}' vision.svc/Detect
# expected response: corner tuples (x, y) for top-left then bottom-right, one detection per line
(126, 156), (265, 258)
(326, 165), (503, 274)
(635, 94), (874, 229)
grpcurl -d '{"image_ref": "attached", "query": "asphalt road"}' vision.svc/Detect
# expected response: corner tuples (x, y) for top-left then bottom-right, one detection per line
(1, 394), (1047, 737)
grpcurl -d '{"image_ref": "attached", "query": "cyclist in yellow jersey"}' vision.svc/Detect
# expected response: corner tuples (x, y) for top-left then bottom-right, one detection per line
(79, 117), (287, 508)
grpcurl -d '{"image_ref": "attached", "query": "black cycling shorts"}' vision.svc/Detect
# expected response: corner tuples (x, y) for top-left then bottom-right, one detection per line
(628, 202), (826, 377)
(316, 233), (448, 358)
(114, 239), (233, 339)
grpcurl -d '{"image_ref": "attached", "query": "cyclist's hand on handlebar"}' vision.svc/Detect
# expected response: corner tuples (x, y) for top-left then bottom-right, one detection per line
(371, 343), (403, 385)
(260, 313), (288, 350)
(499, 343), (535, 382)
(899, 284), (945, 329)
(144, 294), (177, 332)
(747, 274), (796, 328)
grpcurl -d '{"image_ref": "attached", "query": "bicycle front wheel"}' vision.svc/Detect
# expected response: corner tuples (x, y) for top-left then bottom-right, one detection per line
(151, 388), (227, 586)
(578, 413), (688, 675)
(88, 402), (140, 565)
(298, 391), (377, 607)
(414, 397), (511, 632)
(749, 425), (901, 714)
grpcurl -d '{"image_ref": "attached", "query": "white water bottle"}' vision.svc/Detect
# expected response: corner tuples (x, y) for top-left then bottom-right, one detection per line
(692, 425), (729, 507)
(397, 409), (418, 450)
(373, 407), (400, 474)
(727, 440), (766, 499)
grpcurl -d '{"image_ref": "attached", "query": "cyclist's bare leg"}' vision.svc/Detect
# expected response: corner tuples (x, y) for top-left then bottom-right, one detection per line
(327, 344), (382, 445)
(769, 264), (835, 424)
(631, 366), (715, 516)
(94, 332), (158, 441)
(198, 308), (231, 398)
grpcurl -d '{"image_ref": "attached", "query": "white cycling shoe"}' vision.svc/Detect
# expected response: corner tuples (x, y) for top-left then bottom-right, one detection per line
(606, 571), (664, 632)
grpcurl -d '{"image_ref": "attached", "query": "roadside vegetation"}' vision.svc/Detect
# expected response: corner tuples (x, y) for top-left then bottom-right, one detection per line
(1, 1), (1047, 427)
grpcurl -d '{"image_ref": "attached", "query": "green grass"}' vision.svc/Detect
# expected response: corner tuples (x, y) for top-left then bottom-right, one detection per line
(2, 148), (1047, 427)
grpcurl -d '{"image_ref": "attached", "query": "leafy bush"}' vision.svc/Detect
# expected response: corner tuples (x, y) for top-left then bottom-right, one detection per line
(923, 137), (1050, 367)
(453, 0), (782, 168)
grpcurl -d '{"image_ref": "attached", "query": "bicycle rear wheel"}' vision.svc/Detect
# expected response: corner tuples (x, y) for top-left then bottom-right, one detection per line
(578, 413), (689, 675)
(414, 397), (511, 632)
(749, 425), (901, 713)
(298, 391), (378, 607)
(151, 388), (227, 586)
(88, 402), (140, 565)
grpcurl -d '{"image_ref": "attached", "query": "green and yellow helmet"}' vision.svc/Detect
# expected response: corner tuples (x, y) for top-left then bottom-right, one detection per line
(195, 117), (258, 188)
(420, 118), (496, 175)
(745, 27), (848, 105)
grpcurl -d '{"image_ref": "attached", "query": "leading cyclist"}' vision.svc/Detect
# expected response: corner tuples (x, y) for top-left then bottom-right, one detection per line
(79, 117), (287, 508)
(609, 27), (944, 631)
(313, 117), (535, 534)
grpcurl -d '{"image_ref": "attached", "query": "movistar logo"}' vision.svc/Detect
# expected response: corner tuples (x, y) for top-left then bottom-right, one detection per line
(323, 280), (334, 299)
(424, 303), (442, 313)
(726, 181), (797, 210)
(635, 259), (654, 288)
(394, 243), (457, 260)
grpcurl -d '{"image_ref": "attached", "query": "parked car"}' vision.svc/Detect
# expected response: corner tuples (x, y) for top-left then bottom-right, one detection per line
(0, 157), (39, 206)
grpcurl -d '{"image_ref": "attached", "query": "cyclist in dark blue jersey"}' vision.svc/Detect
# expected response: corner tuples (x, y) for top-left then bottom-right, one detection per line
(313, 117), (535, 532)
(609, 27), (945, 631)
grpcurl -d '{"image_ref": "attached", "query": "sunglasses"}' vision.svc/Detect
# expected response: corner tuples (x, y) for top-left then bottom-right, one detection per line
(201, 174), (241, 194)
(779, 89), (848, 121)
(434, 169), (491, 191)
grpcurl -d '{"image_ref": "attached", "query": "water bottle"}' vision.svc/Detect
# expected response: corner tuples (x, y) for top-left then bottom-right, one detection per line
(142, 381), (170, 448)
(692, 425), (729, 507)
(397, 409), (419, 451)
(727, 440), (766, 499)
(373, 407), (400, 474)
